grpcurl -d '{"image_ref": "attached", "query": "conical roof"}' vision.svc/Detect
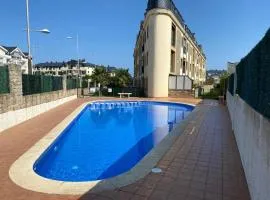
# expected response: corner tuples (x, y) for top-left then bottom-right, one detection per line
(146, 0), (185, 26)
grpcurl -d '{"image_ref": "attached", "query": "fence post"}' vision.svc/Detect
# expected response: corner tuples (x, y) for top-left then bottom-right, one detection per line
(62, 75), (67, 92)
(8, 64), (23, 110)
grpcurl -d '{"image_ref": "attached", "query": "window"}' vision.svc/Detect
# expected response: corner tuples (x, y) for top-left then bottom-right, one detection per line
(170, 50), (176, 73)
(171, 24), (176, 47)
(182, 59), (186, 74)
(183, 46), (187, 54)
(183, 38), (187, 54)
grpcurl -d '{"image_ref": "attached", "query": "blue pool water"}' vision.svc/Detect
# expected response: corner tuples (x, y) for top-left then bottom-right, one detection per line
(34, 101), (194, 182)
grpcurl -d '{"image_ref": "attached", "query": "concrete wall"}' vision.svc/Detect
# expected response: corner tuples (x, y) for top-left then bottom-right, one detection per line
(227, 92), (270, 200)
(0, 65), (77, 133)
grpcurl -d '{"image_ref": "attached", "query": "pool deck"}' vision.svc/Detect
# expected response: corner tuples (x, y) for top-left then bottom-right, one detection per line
(0, 97), (250, 200)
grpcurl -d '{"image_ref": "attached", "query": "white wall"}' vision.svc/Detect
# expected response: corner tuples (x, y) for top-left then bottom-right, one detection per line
(0, 49), (6, 57)
(147, 14), (171, 97)
(0, 95), (77, 133)
(0, 48), (9, 65)
(20, 58), (28, 74)
(227, 92), (270, 200)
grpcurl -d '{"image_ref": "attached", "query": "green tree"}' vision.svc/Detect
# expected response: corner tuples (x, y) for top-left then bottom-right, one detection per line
(205, 77), (215, 85)
(111, 68), (132, 88)
(82, 75), (91, 81)
(219, 72), (229, 96)
(90, 67), (110, 87)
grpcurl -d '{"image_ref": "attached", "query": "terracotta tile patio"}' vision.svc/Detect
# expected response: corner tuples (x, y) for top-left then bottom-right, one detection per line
(0, 97), (250, 200)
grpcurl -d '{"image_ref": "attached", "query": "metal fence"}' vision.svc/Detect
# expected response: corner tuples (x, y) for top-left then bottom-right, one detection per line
(66, 78), (79, 90)
(228, 74), (234, 95)
(22, 74), (63, 95)
(169, 75), (193, 90)
(0, 66), (9, 94)
(235, 28), (270, 119)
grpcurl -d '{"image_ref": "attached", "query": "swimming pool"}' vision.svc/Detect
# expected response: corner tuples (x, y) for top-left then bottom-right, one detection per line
(33, 101), (194, 182)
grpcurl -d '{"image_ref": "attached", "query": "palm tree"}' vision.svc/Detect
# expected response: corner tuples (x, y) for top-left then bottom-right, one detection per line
(112, 68), (132, 88)
(90, 67), (110, 87)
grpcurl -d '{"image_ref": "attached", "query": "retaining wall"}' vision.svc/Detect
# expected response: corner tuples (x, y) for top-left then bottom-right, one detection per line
(0, 65), (77, 132)
(227, 92), (270, 200)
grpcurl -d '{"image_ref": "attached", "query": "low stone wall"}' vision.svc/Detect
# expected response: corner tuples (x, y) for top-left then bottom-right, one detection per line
(169, 90), (194, 98)
(227, 92), (270, 200)
(0, 65), (77, 133)
(0, 89), (77, 115)
(0, 95), (76, 132)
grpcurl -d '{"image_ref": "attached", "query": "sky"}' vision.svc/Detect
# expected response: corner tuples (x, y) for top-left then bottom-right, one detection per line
(0, 0), (269, 73)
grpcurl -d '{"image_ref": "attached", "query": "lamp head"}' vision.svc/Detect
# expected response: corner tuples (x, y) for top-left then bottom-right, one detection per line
(39, 29), (50, 34)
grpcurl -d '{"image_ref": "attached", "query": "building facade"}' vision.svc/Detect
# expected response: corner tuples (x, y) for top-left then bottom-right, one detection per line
(0, 45), (29, 74)
(34, 60), (117, 78)
(134, 0), (206, 97)
(34, 60), (95, 77)
(0, 46), (10, 65)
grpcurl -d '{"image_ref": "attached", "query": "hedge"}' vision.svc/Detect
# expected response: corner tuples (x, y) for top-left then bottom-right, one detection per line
(0, 66), (9, 94)
(236, 28), (270, 119)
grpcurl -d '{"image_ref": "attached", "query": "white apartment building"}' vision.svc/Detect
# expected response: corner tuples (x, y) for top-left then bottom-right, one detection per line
(134, 0), (206, 97)
(34, 60), (117, 78)
(34, 60), (95, 77)
(0, 45), (29, 74)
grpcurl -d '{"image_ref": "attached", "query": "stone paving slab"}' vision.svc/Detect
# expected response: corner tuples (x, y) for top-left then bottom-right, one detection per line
(0, 98), (250, 200)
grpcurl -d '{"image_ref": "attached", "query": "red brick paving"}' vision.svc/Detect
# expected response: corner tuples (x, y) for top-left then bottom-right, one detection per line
(0, 98), (250, 200)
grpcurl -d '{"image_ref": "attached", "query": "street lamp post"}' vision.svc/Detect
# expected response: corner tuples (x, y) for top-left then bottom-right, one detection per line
(26, 0), (31, 74)
(67, 34), (80, 97)
(25, 0), (50, 74)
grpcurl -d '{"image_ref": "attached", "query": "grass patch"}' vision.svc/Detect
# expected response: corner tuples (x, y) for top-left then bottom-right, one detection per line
(200, 88), (221, 100)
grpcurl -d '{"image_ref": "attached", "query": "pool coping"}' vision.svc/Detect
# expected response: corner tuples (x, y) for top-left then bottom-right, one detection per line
(9, 100), (198, 195)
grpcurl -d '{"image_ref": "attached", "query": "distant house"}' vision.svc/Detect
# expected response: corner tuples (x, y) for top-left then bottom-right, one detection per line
(34, 60), (95, 77)
(34, 60), (119, 79)
(212, 75), (221, 85)
(0, 46), (10, 66)
(0, 45), (29, 74)
(106, 66), (117, 77)
(206, 69), (227, 85)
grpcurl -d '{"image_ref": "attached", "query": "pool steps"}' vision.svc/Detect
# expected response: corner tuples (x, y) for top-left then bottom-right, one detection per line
(90, 102), (144, 109)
